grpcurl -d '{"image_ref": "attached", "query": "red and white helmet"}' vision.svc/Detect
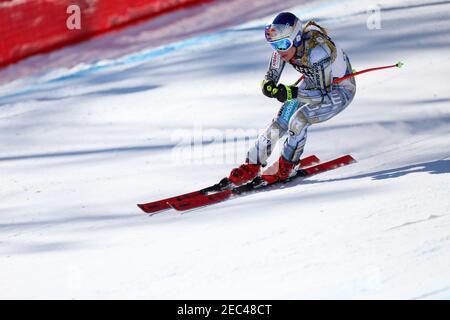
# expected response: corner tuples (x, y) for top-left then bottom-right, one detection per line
(265, 12), (303, 51)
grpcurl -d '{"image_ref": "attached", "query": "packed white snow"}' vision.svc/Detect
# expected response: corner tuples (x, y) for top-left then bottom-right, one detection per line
(0, 0), (449, 299)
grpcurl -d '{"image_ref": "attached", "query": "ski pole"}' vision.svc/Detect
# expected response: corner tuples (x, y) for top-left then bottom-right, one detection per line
(292, 61), (404, 86)
(333, 61), (404, 84)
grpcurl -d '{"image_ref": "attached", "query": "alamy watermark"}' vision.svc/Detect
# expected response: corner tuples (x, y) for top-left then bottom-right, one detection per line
(66, 4), (81, 30)
(170, 123), (282, 166)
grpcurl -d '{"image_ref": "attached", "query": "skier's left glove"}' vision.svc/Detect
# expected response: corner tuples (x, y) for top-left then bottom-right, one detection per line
(271, 84), (298, 103)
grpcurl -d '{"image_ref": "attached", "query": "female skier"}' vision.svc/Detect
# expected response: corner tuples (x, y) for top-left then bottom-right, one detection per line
(228, 12), (356, 186)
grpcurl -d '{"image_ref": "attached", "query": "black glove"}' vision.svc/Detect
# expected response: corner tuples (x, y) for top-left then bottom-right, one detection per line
(271, 83), (298, 103)
(261, 80), (298, 103)
(261, 80), (277, 98)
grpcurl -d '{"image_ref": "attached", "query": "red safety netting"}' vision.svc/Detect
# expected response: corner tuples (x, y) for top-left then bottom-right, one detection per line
(0, 0), (210, 68)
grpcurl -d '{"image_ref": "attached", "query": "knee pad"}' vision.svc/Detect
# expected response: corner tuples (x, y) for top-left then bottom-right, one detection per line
(282, 112), (310, 163)
(288, 110), (309, 136)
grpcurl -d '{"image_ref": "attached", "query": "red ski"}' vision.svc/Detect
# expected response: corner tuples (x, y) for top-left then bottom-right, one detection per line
(137, 190), (201, 214)
(137, 155), (320, 214)
(169, 155), (356, 212)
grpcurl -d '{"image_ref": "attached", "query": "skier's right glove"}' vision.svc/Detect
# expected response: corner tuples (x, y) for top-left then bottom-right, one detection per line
(261, 80), (298, 103)
(261, 80), (277, 98)
(271, 84), (298, 103)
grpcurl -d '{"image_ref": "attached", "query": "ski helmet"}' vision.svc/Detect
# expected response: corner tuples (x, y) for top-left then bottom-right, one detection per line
(265, 12), (303, 52)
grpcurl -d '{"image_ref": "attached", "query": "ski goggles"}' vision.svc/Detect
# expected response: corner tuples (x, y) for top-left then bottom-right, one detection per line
(268, 37), (293, 52)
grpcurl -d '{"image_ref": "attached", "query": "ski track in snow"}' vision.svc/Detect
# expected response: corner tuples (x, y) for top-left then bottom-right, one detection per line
(0, 0), (449, 299)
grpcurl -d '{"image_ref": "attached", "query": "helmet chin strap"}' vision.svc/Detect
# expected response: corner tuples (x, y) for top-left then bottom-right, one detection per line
(285, 45), (299, 63)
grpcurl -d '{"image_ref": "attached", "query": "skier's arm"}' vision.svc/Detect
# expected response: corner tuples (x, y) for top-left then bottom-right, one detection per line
(261, 51), (287, 98)
(264, 51), (286, 84)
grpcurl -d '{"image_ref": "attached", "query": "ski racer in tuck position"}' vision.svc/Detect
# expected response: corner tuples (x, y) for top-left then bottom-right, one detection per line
(138, 13), (400, 213)
(227, 12), (356, 186)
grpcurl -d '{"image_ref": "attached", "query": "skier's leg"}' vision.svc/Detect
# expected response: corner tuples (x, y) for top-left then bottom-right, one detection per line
(260, 112), (308, 183)
(228, 120), (285, 186)
(269, 86), (355, 181)
(228, 99), (298, 186)
(246, 119), (286, 165)
(301, 85), (356, 124)
(281, 109), (310, 164)
(246, 98), (298, 165)
(283, 85), (356, 163)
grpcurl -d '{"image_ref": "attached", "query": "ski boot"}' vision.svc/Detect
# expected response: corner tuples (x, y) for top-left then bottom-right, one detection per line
(261, 156), (296, 184)
(228, 163), (261, 186)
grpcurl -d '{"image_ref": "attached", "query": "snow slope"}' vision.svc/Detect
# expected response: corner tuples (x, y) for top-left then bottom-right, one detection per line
(0, 0), (449, 299)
